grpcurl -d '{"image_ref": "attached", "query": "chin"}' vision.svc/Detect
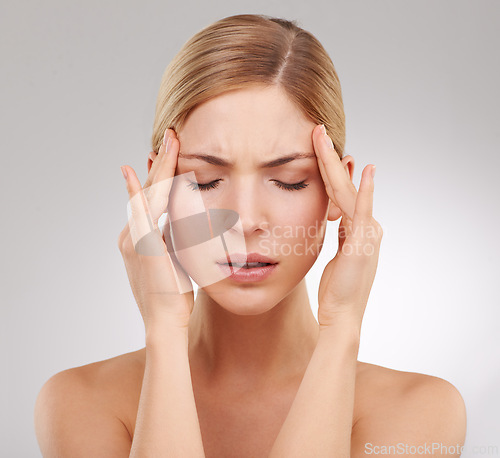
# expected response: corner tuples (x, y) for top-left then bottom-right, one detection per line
(223, 303), (276, 317)
(198, 283), (283, 316)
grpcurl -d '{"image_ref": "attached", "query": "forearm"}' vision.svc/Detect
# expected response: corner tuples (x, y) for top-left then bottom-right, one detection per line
(129, 324), (205, 457)
(269, 319), (360, 458)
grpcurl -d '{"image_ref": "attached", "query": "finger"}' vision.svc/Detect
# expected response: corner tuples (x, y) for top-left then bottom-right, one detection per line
(352, 165), (375, 228)
(317, 153), (350, 221)
(121, 165), (157, 253)
(337, 216), (352, 252)
(316, 152), (336, 205)
(144, 127), (172, 189)
(313, 124), (357, 220)
(143, 131), (180, 223)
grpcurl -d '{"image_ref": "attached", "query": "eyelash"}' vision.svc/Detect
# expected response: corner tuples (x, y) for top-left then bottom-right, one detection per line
(187, 179), (309, 192)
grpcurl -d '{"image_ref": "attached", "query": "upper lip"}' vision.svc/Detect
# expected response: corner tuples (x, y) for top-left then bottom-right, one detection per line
(216, 252), (278, 265)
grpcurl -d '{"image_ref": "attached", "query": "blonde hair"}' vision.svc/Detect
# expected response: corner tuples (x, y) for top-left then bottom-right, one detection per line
(152, 14), (345, 159)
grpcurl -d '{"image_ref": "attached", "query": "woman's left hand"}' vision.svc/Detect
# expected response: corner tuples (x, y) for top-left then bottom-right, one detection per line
(313, 124), (383, 331)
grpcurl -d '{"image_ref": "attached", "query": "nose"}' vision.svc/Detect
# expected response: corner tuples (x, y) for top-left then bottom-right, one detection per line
(224, 176), (269, 238)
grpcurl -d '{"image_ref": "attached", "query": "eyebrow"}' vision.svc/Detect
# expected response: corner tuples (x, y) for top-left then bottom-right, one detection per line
(177, 151), (316, 168)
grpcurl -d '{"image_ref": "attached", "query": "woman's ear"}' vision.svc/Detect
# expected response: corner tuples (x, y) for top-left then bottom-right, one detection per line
(342, 155), (355, 181)
(147, 151), (157, 174)
(326, 155), (355, 221)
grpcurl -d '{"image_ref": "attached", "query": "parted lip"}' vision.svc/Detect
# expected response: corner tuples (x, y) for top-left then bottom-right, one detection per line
(216, 252), (278, 265)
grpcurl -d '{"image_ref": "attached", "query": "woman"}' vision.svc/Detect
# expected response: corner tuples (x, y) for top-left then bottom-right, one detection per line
(35, 14), (466, 457)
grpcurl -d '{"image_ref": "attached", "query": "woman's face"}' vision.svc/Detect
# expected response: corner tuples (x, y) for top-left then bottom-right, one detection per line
(167, 85), (332, 315)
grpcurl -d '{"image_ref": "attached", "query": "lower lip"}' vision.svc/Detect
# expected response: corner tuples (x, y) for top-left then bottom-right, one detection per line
(216, 263), (278, 283)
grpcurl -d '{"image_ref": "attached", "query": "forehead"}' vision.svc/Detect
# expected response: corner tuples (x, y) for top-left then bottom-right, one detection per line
(178, 85), (315, 157)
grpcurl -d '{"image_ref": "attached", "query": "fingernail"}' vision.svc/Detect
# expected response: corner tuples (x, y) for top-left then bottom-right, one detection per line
(163, 128), (170, 145)
(120, 166), (128, 180)
(371, 166), (376, 179)
(319, 124), (326, 135)
(323, 132), (334, 149)
(165, 136), (172, 152)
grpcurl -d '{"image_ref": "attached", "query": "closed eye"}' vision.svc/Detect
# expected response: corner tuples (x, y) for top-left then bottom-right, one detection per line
(186, 179), (309, 192)
(186, 179), (222, 192)
(271, 179), (309, 191)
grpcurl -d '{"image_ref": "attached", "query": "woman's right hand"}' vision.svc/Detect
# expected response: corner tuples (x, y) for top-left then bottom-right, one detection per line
(117, 128), (194, 333)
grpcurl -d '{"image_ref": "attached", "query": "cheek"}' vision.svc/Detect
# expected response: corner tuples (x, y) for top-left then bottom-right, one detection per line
(167, 172), (206, 219)
(274, 185), (329, 227)
(262, 188), (329, 261)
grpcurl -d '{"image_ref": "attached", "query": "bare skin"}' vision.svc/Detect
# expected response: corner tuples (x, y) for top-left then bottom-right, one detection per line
(35, 85), (466, 457)
(66, 348), (464, 457)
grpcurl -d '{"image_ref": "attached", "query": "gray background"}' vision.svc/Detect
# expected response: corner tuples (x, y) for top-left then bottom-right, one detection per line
(2, 0), (499, 456)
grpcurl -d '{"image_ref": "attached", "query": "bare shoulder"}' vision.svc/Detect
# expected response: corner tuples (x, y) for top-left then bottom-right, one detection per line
(44, 348), (144, 409)
(34, 349), (145, 456)
(70, 348), (145, 392)
(353, 362), (467, 456)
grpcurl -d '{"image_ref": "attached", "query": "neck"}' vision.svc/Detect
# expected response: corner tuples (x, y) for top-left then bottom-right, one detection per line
(187, 279), (320, 391)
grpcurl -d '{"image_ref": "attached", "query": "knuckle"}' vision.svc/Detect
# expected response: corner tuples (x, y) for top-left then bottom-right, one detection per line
(363, 219), (383, 242)
(117, 229), (127, 252)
